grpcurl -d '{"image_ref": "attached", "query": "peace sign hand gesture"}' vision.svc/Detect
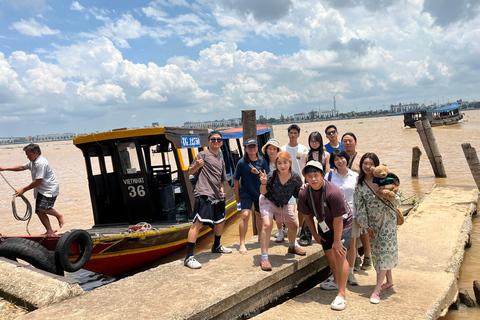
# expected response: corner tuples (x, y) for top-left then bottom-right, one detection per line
(249, 163), (259, 175)
(259, 170), (267, 185)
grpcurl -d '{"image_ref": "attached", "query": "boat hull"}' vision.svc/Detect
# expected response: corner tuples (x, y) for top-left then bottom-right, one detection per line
(0, 203), (238, 277)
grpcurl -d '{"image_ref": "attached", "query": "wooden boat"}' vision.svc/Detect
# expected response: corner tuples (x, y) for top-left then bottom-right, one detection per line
(403, 104), (463, 128)
(0, 125), (272, 276)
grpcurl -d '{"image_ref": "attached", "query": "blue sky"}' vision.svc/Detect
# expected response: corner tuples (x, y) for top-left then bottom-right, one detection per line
(0, 0), (479, 136)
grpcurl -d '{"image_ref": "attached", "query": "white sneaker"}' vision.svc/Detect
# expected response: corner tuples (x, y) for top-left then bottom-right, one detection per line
(275, 233), (284, 243)
(320, 280), (339, 290)
(348, 273), (359, 286)
(212, 244), (232, 253)
(184, 256), (201, 269)
(327, 273), (334, 281)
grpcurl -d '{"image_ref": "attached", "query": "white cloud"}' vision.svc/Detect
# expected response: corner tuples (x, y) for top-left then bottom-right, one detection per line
(0, 115), (21, 122)
(0, 52), (26, 102)
(54, 37), (123, 80)
(77, 82), (126, 104)
(10, 18), (60, 37)
(70, 1), (85, 11)
(96, 14), (149, 48)
(139, 90), (168, 102)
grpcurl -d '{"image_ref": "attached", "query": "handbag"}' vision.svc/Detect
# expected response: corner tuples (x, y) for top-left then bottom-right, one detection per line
(394, 207), (404, 226)
(366, 183), (404, 226)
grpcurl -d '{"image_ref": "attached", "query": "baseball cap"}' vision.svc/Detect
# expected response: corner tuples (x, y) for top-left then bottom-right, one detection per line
(245, 138), (258, 146)
(302, 160), (324, 176)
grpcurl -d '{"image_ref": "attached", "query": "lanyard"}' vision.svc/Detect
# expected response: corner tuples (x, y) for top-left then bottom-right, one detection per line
(348, 152), (357, 169)
(308, 185), (325, 221)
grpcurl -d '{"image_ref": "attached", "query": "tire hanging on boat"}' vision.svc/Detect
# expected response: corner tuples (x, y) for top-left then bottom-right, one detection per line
(0, 237), (63, 275)
(54, 229), (93, 273)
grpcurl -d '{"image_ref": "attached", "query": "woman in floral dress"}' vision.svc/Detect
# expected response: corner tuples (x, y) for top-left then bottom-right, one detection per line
(354, 152), (400, 304)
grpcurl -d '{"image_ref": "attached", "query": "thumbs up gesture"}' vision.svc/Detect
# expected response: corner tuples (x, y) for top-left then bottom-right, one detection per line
(195, 155), (204, 169)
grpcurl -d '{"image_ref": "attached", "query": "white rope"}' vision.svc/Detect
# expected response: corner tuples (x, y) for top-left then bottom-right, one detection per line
(0, 172), (33, 235)
(127, 222), (152, 233)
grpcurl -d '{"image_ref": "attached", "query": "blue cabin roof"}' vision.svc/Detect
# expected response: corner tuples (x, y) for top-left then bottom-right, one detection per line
(402, 104), (461, 114)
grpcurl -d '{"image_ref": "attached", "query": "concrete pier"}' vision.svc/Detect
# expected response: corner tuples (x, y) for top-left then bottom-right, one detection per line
(3, 184), (478, 320)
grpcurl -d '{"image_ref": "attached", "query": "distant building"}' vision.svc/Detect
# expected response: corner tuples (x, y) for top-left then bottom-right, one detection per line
(294, 113), (308, 121)
(35, 133), (78, 141)
(321, 109), (339, 118)
(390, 102), (420, 113)
(184, 118), (241, 129)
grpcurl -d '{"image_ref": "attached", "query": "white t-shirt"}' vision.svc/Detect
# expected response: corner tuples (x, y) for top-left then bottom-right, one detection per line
(23, 155), (60, 198)
(327, 169), (358, 217)
(281, 143), (309, 177)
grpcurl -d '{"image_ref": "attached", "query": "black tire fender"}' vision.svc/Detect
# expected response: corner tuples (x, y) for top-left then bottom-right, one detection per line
(54, 229), (93, 272)
(0, 238), (62, 275)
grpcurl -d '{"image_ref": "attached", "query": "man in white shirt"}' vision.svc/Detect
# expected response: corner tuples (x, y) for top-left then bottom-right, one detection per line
(0, 143), (64, 235)
(281, 124), (308, 242)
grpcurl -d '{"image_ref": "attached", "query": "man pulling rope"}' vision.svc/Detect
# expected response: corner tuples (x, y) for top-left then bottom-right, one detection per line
(0, 143), (65, 235)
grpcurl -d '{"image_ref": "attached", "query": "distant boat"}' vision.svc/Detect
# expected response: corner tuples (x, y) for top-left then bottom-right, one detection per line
(403, 104), (463, 128)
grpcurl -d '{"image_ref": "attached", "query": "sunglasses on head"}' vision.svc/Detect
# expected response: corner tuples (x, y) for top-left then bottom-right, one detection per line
(209, 138), (222, 142)
(326, 130), (336, 135)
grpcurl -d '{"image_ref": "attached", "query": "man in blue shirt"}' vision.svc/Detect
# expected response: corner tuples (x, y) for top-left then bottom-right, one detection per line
(325, 125), (345, 154)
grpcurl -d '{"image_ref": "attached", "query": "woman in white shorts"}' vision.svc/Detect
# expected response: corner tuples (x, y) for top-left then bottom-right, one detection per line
(258, 151), (306, 271)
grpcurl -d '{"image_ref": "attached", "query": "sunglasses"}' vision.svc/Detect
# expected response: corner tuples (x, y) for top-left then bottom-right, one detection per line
(209, 138), (222, 142)
(326, 130), (336, 135)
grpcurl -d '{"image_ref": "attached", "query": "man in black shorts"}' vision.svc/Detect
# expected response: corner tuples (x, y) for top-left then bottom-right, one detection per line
(0, 143), (65, 234)
(298, 160), (352, 311)
(184, 130), (232, 269)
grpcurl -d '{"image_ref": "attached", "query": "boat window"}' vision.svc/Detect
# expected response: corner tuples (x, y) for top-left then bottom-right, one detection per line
(118, 142), (141, 174)
(150, 144), (183, 184)
(91, 155), (114, 176)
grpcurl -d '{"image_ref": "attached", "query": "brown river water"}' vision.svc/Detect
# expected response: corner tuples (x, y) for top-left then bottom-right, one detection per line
(1, 110), (479, 317)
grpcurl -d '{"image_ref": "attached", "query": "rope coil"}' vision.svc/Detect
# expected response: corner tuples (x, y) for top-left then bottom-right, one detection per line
(127, 222), (152, 233)
(1, 172), (33, 235)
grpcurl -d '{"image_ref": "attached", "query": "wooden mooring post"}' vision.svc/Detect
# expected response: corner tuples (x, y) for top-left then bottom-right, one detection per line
(411, 146), (422, 177)
(461, 143), (480, 191)
(414, 119), (446, 177)
(242, 110), (260, 235)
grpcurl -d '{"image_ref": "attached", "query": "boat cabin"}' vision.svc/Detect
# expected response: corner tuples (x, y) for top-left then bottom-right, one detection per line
(403, 104), (463, 128)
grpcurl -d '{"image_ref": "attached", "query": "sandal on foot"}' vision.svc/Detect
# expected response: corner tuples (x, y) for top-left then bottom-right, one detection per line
(370, 292), (380, 304)
(381, 283), (394, 290)
(260, 259), (272, 271)
(320, 280), (338, 290)
(239, 248), (248, 255)
(331, 296), (347, 311)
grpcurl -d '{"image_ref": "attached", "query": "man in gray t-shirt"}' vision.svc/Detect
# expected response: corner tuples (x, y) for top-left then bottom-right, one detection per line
(183, 130), (232, 269)
(0, 143), (65, 235)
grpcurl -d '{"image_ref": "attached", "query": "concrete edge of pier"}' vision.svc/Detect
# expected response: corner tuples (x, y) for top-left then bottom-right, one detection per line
(0, 258), (83, 311)
(415, 184), (478, 319)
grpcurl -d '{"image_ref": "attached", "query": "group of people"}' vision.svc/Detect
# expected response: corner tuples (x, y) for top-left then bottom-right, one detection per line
(1, 130), (399, 311)
(184, 125), (400, 311)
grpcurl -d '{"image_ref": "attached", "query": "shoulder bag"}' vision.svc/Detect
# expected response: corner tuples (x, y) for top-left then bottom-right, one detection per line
(366, 183), (404, 226)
